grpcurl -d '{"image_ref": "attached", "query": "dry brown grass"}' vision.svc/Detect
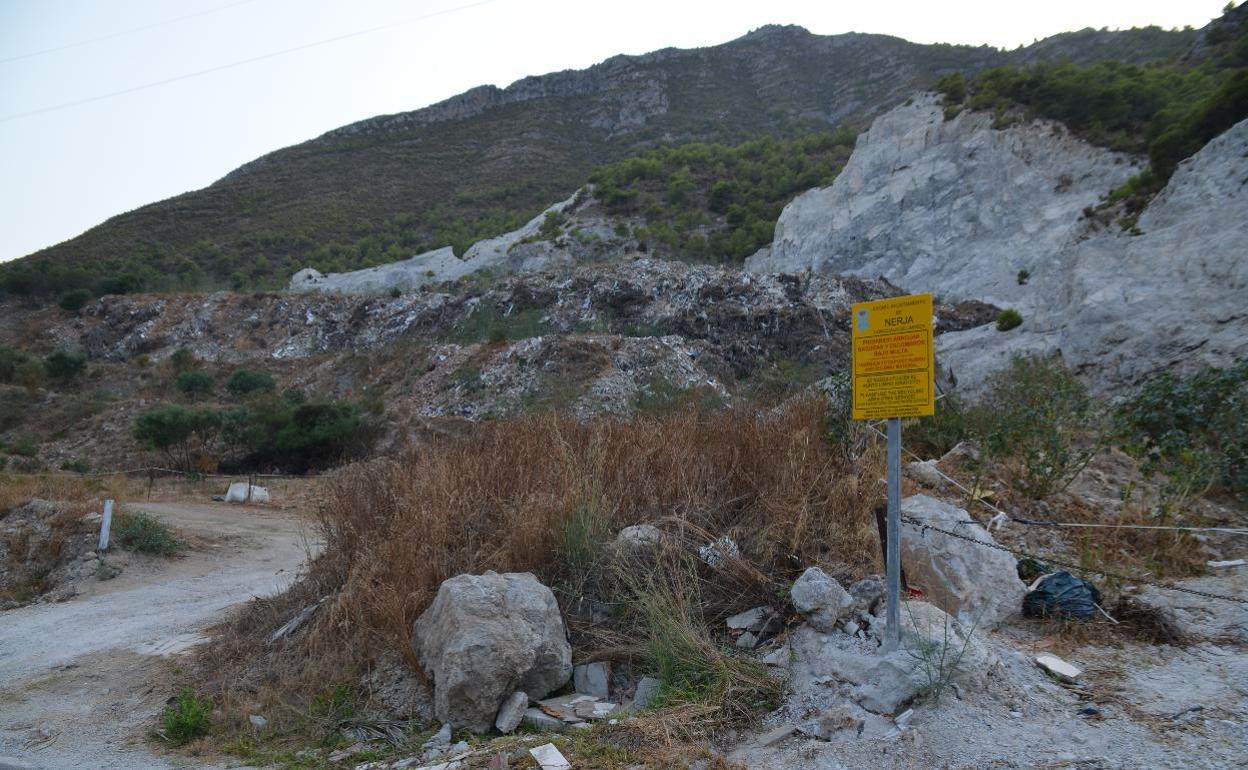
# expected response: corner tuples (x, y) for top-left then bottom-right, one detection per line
(200, 399), (882, 733)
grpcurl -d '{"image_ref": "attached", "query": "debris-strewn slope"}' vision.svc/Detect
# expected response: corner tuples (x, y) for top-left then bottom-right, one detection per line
(1, 259), (997, 470)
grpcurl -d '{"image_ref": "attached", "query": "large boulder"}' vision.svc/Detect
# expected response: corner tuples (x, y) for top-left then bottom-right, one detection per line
(413, 571), (572, 732)
(900, 495), (1025, 629)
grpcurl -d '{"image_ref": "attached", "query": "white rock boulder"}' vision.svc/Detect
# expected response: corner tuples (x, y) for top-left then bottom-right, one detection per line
(790, 567), (854, 632)
(900, 494), (1025, 629)
(413, 571), (572, 732)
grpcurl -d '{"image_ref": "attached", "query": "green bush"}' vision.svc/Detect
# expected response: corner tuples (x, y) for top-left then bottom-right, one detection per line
(133, 405), (221, 470)
(226, 369), (275, 397)
(60, 459), (90, 473)
(44, 349), (87, 384)
(162, 688), (212, 745)
(99, 273), (144, 296)
(114, 511), (180, 555)
(58, 289), (91, 312)
(974, 355), (1103, 497)
(175, 371), (214, 399)
(996, 309), (1023, 331)
(1115, 361), (1248, 496)
(0, 345), (33, 384)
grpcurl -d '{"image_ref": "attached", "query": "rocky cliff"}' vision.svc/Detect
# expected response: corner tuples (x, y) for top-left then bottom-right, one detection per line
(748, 95), (1248, 392)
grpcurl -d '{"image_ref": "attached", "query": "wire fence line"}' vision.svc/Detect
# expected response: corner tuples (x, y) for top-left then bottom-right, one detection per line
(862, 423), (1247, 606)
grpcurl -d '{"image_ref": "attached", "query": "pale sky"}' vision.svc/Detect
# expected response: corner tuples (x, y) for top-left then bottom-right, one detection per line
(0, 0), (1233, 262)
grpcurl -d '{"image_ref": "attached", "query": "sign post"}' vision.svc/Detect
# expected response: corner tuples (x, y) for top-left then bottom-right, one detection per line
(98, 499), (114, 552)
(851, 293), (934, 651)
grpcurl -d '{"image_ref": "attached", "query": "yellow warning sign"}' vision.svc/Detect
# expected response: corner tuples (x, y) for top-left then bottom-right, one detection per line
(851, 293), (934, 420)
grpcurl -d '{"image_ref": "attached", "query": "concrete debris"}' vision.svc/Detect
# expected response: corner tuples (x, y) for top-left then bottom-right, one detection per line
(1207, 559), (1245, 569)
(574, 699), (618, 720)
(224, 482), (270, 504)
(630, 676), (661, 710)
(528, 743), (571, 770)
(790, 567), (853, 632)
(494, 691), (529, 734)
(760, 643), (790, 668)
(1035, 653), (1083, 683)
(900, 495), (1026, 629)
(521, 707), (565, 732)
(422, 724), (452, 754)
(574, 661), (611, 699)
(847, 575), (885, 618)
(754, 724), (797, 748)
(726, 606), (773, 631)
(413, 571), (572, 732)
(538, 693), (595, 722)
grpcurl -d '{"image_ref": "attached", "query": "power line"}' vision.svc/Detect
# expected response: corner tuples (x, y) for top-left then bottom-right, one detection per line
(0, 0), (503, 123)
(0, 0), (264, 65)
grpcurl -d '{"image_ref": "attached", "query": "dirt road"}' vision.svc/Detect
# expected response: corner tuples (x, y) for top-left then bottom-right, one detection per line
(0, 501), (314, 770)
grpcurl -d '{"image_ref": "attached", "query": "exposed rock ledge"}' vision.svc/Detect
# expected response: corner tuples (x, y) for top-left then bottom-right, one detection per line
(749, 93), (1248, 393)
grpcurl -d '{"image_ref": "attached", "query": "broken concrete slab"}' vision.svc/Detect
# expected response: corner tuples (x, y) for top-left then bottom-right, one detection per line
(529, 743), (571, 770)
(574, 661), (611, 699)
(537, 693), (596, 722)
(521, 707), (565, 732)
(573, 699), (618, 720)
(1036, 653), (1083, 683)
(727, 606), (773, 631)
(494, 691), (529, 734)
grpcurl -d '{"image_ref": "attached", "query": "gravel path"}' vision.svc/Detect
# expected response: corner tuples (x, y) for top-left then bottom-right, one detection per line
(0, 501), (313, 770)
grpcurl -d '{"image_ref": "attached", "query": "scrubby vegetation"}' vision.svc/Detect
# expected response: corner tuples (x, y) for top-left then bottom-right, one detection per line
(589, 129), (859, 262)
(133, 391), (376, 474)
(114, 510), (181, 556)
(200, 400), (880, 743)
(161, 688), (213, 745)
(1116, 360), (1248, 498)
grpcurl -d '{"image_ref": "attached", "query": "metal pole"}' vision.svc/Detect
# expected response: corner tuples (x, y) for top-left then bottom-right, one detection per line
(885, 417), (902, 651)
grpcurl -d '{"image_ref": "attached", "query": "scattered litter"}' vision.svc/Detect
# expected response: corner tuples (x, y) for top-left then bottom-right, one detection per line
(1016, 557), (1049, 583)
(224, 482), (270, 504)
(1035, 653), (1083, 683)
(529, 743), (571, 770)
(248, 714), (267, 729)
(698, 536), (739, 567)
(1023, 572), (1102, 622)
(1207, 559), (1245, 569)
(1078, 706), (1104, 720)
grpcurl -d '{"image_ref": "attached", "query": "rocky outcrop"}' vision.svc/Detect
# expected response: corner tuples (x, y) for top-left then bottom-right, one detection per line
(900, 495), (1025, 630)
(288, 247), (474, 293)
(413, 571), (572, 732)
(749, 94), (1248, 392)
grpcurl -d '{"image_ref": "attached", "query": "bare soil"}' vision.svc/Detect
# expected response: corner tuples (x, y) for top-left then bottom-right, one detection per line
(0, 500), (313, 770)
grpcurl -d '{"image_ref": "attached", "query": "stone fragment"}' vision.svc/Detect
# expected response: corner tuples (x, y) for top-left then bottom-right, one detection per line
(726, 606), (772, 631)
(574, 661), (611, 699)
(790, 567), (853, 632)
(422, 724), (452, 753)
(613, 524), (662, 551)
(754, 724), (796, 747)
(494, 691), (529, 734)
(735, 631), (758, 649)
(1035, 653), (1082, 683)
(698, 536), (739, 567)
(538, 693), (596, 722)
(900, 495), (1026, 629)
(248, 714), (267, 729)
(631, 676), (661, 709)
(906, 460), (945, 487)
(413, 571), (572, 732)
(521, 708), (564, 732)
(529, 743), (571, 770)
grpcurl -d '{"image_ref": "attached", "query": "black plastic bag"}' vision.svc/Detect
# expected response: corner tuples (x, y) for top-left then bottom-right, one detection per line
(1022, 571), (1102, 621)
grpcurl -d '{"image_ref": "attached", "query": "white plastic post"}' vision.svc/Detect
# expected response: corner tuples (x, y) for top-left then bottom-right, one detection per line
(98, 499), (114, 551)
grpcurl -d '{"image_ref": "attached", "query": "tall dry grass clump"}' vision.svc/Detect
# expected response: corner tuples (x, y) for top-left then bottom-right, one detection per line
(202, 399), (881, 726)
(310, 399), (878, 655)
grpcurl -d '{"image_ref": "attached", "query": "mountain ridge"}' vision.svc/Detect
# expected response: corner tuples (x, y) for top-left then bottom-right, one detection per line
(3, 24), (1197, 297)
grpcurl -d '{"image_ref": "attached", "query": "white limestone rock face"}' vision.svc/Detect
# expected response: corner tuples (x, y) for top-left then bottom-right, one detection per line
(748, 92), (1140, 309)
(750, 92), (1248, 393)
(287, 246), (473, 293)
